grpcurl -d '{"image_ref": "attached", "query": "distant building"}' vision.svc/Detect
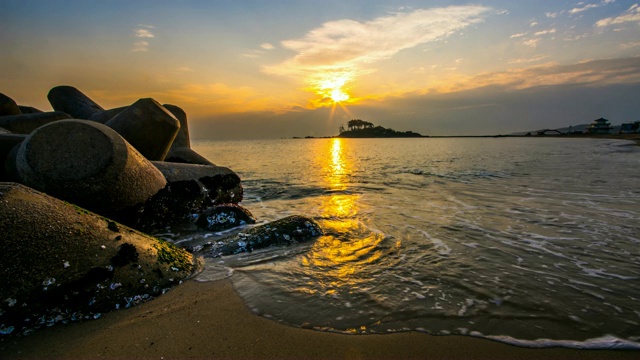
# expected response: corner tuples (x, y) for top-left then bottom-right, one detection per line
(619, 121), (640, 134)
(587, 118), (612, 134)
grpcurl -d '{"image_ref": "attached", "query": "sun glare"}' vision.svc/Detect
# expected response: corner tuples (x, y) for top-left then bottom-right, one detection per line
(316, 74), (351, 103)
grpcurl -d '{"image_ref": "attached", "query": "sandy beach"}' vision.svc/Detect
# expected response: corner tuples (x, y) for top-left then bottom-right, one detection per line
(1, 279), (637, 360)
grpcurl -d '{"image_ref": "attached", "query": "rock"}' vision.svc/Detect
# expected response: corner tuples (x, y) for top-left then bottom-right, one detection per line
(152, 161), (243, 204)
(198, 215), (322, 257)
(0, 127), (10, 134)
(105, 98), (180, 161)
(15, 119), (166, 214)
(88, 106), (128, 124)
(0, 111), (71, 134)
(0, 134), (26, 181)
(17, 106), (43, 114)
(0, 93), (21, 116)
(113, 179), (209, 232)
(164, 146), (214, 165)
(163, 104), (190, 148)
(195, 204), (256, 232)
(0, 182), (198, 336)
(47, 85), (104, 119)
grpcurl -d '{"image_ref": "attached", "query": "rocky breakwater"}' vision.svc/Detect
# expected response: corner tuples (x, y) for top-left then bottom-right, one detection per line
(0, 87), (324, 336)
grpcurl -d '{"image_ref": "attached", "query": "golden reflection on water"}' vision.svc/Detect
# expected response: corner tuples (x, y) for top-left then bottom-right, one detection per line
(298, 138), (389, 296)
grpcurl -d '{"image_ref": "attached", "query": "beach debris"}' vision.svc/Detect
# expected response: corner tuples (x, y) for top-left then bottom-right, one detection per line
(0, 183), (197, 337)
(199, 215), (323, 257)
(105, 98), (180, 161)
(14, 119), (167, 213)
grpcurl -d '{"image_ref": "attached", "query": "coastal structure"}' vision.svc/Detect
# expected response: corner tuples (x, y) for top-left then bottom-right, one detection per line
(620, 121), (640, 134)
(587, 117), (612, 134)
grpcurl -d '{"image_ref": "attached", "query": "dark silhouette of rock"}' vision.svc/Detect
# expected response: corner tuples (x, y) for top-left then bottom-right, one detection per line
(196, 204), (256, 231)
(163, 104), (190, 148)
(15, 120), (166, 214)
(17, 105), (43, 114)
(47, 85), (104, 119)
(197, 215), (323, 257)
(152, 161), (243, 204)
(164, 146), (214, 165)
(0, 182), (197, 336)
(113, 179), (209, 232)
(105, 98), (180, 161)
(0, 134), (26, 181)
(88, 105), (128, 124)
(0, 111), (71, 134)
(0, 93), (21, 116)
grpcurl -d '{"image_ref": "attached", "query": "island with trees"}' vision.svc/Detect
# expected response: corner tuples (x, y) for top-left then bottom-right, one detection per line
(337, 119), (425, 138)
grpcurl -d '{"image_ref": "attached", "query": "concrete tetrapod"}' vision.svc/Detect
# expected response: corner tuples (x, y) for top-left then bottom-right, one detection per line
(105, 98), (180, 161)
(15, 120), (166, 214)
(0, 182), (198, 337)
(47, 85), (104, 119)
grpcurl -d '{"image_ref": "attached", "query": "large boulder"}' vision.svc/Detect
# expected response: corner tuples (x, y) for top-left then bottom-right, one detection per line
(152, 161), (243, 204)
(195, 204), (256, 232)
(15, 119), (166, 214)
(0, 93), (21, 116)
(0, 182), (198, 336)
(196, 215), (323, 257)
(0, 111), (71, 134)
(0, 134), (26, 181)
(17, 105), (43, 114)
(47, 85), (104, 119)
(88, 105), (128, 124)
(164, 146), (214, 165)
(111, 162), (244, 232)
(105, 98), (180, 161)
(163, 104), (190, 148)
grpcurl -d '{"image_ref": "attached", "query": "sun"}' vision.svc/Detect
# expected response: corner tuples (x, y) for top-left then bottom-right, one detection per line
(317, 75), (351, 103)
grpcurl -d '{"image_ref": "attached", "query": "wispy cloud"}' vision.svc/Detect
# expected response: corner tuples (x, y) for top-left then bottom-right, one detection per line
(260, 43), (275, 50)
(523, 38), (541, 48)
(596, 3), (640, 27)
(132, 24), (155, 52)
(621, 41), (640, 49)
(264, 5), (491, 91)
(570, 0), (617, 15)
(534, 28), (557, 36)
(508, 55), (549, 64)
(510, 32), (528, 38)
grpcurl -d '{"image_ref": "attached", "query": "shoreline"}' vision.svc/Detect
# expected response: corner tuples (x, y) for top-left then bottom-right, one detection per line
(2, 279), (638, 359)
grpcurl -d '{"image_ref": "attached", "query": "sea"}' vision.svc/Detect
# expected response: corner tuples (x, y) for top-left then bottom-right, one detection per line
(159, 137), (640, 349)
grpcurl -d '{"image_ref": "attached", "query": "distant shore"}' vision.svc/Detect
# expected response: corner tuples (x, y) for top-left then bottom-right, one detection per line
(297, 133), (640, 145)
(2, 279), (638, 359)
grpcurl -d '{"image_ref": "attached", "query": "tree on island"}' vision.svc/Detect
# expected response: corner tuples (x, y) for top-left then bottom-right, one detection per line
(338, 119), (425, 138)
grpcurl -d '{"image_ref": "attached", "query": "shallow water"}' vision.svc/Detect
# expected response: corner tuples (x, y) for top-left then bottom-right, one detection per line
(163, 137), (640, 348)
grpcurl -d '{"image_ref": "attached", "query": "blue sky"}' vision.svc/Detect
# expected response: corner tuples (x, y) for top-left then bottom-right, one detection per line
(2, 0), (639, 138)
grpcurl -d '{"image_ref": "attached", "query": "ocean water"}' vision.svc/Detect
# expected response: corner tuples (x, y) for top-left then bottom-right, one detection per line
(163, 137), (640, 349)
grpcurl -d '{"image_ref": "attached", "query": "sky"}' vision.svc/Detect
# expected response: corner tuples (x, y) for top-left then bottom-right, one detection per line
(2, 0), (640, 138)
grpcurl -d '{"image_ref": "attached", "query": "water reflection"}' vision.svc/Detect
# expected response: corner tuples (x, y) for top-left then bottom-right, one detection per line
(300, 139), (390, 295)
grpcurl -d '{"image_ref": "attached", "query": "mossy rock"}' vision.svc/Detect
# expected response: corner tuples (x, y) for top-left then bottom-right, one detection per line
(0, 182), (199, 336)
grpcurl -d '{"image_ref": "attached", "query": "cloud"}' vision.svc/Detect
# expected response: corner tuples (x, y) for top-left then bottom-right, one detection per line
(507, 55), (549, 64)
(534, 28), (557, 36)
(523, 38), (540, 47)
(132, 24), (155, 52)
(596, 3), (640, 27)
(530, 21), (539, 27)
(264, 6), (490, 84)
(510, 32), (528, 38)
(570, 0), (617, 15)
(260, 43), (275, 50)
(621, 41), (640, 49)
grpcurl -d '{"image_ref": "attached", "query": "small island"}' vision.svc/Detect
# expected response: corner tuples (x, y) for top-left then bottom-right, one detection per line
(337, 119), (426, 138)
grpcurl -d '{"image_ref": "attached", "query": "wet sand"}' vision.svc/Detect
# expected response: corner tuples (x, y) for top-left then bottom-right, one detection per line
(1, 279), (637, 359)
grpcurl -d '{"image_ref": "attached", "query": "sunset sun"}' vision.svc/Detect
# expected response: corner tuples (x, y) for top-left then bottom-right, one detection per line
(316, 74), (351, 103)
